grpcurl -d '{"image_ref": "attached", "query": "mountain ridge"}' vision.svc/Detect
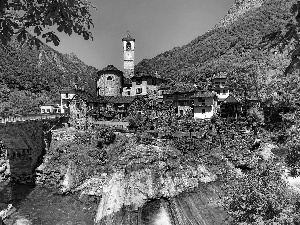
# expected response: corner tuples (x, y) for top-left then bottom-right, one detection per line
(135, 0), (295, 98)
(0, 38), (98, 116)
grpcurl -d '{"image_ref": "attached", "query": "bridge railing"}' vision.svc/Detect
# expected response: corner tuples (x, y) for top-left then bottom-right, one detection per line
(0, 113), (64, 124)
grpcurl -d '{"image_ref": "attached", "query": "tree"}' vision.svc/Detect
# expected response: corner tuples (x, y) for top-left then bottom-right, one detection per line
(222, 161), (300, 224)
(0, 0), (95, 46)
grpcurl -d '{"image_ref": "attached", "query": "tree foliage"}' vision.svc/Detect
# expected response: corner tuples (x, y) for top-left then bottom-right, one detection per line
(0, 0), (95, 46)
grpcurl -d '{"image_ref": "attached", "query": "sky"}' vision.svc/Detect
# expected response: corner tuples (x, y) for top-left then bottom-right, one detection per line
(48, 0), (235, 71)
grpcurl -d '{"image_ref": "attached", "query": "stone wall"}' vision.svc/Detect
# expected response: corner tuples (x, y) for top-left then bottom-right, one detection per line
(69, 99), (89, 130)
(97, 73), (122, 96)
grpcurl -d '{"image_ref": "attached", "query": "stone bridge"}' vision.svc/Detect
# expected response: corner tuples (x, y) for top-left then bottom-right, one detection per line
(0, 117), (64, 181)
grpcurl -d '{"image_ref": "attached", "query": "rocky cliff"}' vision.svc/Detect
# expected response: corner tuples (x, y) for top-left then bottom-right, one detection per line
(215, 0), (264, 28)
(36, 128), (228, 224)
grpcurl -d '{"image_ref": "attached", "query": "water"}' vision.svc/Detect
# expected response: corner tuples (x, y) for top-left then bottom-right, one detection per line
(0, 181), (96, 225)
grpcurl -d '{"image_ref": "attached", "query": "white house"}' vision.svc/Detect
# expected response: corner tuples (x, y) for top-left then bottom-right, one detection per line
(60, 89), (78, 113)
(212, 75), (230, 102)
(192, 91), (218, 120)
(40, 104), (61, 114)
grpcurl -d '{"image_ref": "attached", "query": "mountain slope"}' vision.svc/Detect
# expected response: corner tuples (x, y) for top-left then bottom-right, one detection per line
(0, 39), (97, 116)
(135, 0), (295, 94)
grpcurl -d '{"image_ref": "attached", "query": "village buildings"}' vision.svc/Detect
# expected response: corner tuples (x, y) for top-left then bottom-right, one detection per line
(40, 33), (245, 124)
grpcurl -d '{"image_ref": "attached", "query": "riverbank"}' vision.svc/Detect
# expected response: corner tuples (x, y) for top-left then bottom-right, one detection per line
(0, 181), (96, 225)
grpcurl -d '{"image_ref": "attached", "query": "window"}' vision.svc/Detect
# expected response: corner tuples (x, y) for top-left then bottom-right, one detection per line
(198, 97), (205, 105)
(126, 91), (130, 96)
(42, 109), (45, 113)
(152, 79), (156, 85)
(223, 90), (227, 94)
(126, 42), (131, 50)
(136, 88), (142, 94)
(180, 110), (184, 116)
(136, 78), (142, 85)
(202, 109), (205, 113)
(107, 76), (112, 81)
(65, 93), (69, 98)
(46, 109), (50, 113)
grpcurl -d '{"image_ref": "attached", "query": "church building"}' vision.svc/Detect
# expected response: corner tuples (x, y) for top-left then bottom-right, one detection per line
(96, 33), (164, 98)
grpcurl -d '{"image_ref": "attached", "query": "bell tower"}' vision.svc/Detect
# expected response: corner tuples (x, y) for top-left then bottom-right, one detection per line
(122, 32), (135, 79)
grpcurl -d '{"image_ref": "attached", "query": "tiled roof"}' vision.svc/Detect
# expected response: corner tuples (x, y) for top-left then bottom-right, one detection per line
(213, 72), (227, 79)
(123, 78), (132, 85)
(191, 91), (215, 98)
(98, 65), (122, 73)
(108, 96), (136, 104)
(60, 89), (78, 94)
(162, 83), (197, 95)
(72, 90), (98, 102)
(97, 65), (123, 76)
(247, 96), (259, 101)
(223, 94), (239, 104)
(97, 96), (109, 104)
(133, 71), (164, 79)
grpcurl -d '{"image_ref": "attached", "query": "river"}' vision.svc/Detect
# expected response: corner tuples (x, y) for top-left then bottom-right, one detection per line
(0, 181), (95, 225)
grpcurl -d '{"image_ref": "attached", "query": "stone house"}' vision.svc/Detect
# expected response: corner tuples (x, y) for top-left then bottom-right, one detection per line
(220, 94), (242, 118)
(96, 65), (123, 97)
(122, 72), (166, 96)
(191, 91), (218, 120)
(69, 91), (107, 129)
(162, 88), (197, 116)
(107, 96), (137, 120)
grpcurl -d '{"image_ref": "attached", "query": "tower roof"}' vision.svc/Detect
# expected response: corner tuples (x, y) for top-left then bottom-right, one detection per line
(97, 65), (123, 77)
(122, 32), (135, 42)
(99, 64), (121, 72)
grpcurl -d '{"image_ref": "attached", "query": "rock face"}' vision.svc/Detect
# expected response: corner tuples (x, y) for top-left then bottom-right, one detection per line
(38, 129), (226, 224)
(94, 166), (218, 224)
(215, 0), (264, 28)
(94, 182), (226, 225)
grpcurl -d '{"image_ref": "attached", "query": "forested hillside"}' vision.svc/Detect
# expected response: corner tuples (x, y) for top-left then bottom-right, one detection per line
(135, 0), (296, 101)
(0, 39), (97, 116)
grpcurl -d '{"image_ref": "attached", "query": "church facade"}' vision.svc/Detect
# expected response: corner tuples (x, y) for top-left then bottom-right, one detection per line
(96, 33), (164, 98)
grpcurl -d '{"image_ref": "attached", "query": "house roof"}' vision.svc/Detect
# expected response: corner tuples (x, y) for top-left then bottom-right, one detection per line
(191, 91), (215, 98)
(122, 33), (135, 42)
(132, 71), (166, 81)
(213, 72), (227, 80)
(247, 96), (259, 101)
(97, 65), (123, 77)
(222, 94), (240, 104)
(60, 89), (78, 94)
(162, 83), (197, 95)
(123, 78), (132, 85)
(99, 64), (120, 72)
(0, 133), (30, 150)
(72, 90), (99, 103)
(108, 96), (136, 104)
